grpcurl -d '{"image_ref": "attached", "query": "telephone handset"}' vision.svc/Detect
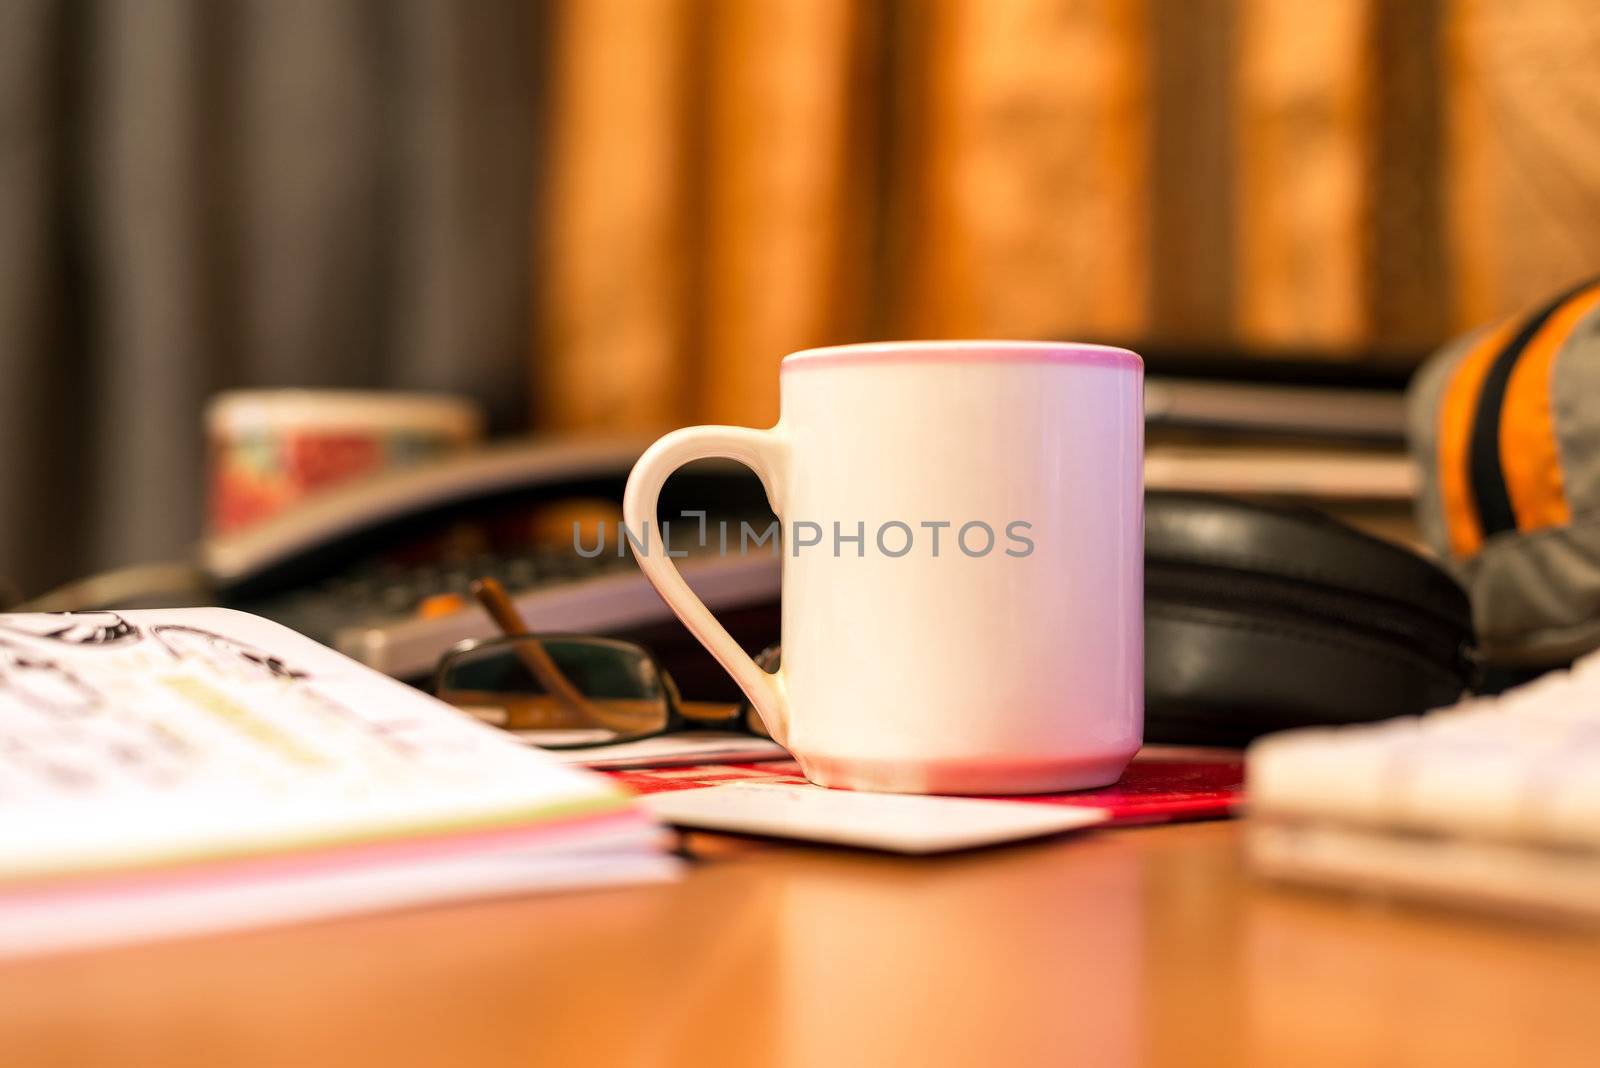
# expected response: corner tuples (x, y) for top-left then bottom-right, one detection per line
(24, 438), (782, 689)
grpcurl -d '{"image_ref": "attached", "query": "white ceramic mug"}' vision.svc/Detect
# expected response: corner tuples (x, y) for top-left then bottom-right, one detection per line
(623, 341), (1143, 794)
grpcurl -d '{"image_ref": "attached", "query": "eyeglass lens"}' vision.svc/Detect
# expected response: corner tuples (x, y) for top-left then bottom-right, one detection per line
(437, 637), (672, 748)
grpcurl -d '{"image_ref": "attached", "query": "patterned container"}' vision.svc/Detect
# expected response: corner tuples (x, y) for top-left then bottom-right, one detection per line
(206, 390), (484, 537)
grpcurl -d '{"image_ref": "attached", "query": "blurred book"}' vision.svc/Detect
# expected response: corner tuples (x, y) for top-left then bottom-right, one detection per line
(698, 0), (868, 428)
(898, 0), (1149, 340)
(1145, 446), (1414, 501)
(1144, 376), (1407, 443)
(1447, 0), (1600, 329)
(1235, 0), (1372, 351)
(0, 609), (676, 958)
(1142, 370), (1420, 548)
(537, 0), (693, 433)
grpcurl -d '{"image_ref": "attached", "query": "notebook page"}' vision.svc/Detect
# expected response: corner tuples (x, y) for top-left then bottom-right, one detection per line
(0, 609), (637, 881)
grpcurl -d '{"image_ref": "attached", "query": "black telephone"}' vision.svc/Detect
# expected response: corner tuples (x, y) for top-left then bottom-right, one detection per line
(23, 439), (782, 692)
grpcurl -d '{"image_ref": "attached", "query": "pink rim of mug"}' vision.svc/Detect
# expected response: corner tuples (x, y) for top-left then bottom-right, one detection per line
(780, 340), (1142, 373)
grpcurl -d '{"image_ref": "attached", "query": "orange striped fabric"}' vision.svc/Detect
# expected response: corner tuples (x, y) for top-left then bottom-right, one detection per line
(1500, 284), (1600, 533)
(1436, 319), (1518, 559)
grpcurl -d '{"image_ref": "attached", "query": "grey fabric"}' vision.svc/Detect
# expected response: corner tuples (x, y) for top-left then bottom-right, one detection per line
(1404, 326), (1475, 569)
(1469, 303), (1600, 663)
(1550, 305), (1600, 517)
(0, 0), (537, 597)
(1468, 515), (1600, 664)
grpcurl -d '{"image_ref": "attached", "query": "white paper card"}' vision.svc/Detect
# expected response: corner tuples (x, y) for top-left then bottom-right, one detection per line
(532, 731), (788, 769)
(642, 782), (1108, 853)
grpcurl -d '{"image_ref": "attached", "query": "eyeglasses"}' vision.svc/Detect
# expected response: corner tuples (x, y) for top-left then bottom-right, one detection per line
(434, 634), (779, 749)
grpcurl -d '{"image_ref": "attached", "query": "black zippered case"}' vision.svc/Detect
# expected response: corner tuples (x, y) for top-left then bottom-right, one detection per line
(1144, 492), (1478, 747)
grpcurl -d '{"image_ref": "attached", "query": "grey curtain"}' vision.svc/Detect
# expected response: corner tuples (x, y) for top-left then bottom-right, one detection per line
(0, 0), (539, 597)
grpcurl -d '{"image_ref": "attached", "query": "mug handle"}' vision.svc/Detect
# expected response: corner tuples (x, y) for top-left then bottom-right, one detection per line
(622, 425), (790, 747)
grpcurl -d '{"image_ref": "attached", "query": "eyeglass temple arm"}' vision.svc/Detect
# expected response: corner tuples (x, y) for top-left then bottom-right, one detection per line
(470, 579), (642, 733)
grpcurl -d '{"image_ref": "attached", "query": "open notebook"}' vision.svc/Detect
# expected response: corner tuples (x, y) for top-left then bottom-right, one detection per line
(1247, 649), (1600, 922)
(0, 609), (677, 957)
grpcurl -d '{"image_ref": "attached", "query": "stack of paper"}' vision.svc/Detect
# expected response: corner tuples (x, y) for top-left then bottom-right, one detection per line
(1247, 651), (1600, 921)
(610, 748), (1245, 852)
(0, 609), (677, 958)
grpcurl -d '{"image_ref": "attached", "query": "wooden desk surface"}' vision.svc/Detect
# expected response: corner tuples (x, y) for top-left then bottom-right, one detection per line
(4, 820), (1599, 1068)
